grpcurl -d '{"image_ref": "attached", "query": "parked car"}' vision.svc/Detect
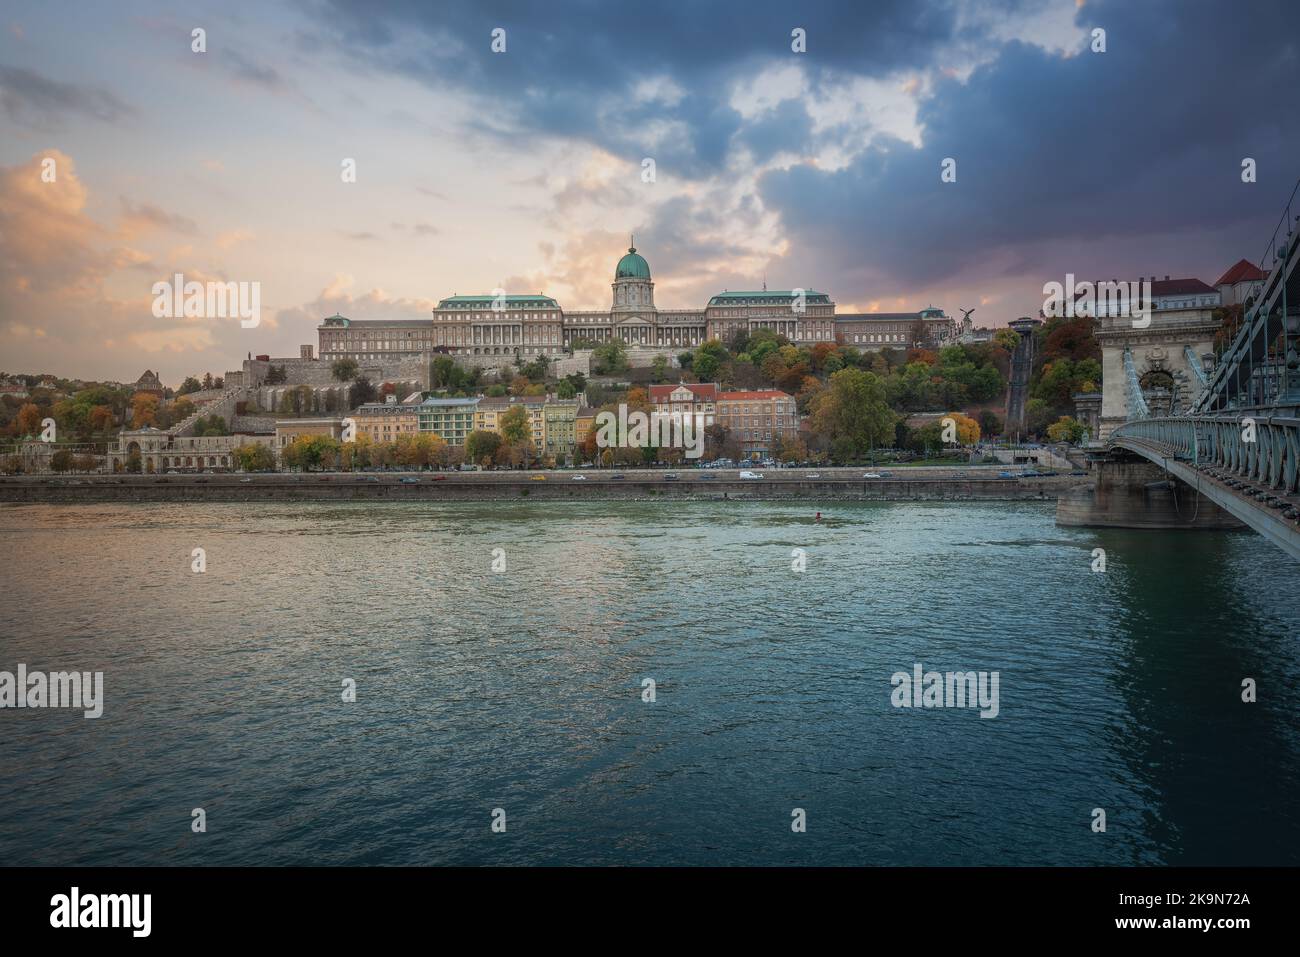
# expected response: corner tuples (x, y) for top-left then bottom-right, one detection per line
(739, 470), (763, 479)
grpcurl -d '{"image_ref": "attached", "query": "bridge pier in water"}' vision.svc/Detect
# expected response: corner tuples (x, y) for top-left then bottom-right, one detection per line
(1056, 453), (1244, 530)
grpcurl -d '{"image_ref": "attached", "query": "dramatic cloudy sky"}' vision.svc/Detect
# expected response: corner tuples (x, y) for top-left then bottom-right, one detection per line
(2, 0), (1298, 383)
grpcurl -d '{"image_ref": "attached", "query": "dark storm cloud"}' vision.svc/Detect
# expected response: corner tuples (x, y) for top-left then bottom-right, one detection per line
(310, 0), (958, 176)
(308, 0), (1300, 294)
(762, 0), (1300, 288)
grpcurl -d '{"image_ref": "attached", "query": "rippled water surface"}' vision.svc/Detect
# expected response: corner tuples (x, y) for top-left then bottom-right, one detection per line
(1, 500), (1297, 865)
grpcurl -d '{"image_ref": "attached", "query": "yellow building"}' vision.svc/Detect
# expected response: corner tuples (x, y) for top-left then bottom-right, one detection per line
(351, 402), (420, 443)
(542, 400), (579, 463)
(275, 417), (345, 451)
(476, 396), (546, 451)
(575, 407), (598, 447)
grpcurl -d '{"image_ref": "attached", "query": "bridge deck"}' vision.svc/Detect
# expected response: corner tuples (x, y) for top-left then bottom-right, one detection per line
(1111, 435), (1300, 560)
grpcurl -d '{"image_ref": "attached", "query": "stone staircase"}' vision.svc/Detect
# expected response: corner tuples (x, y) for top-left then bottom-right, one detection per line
(169, 387), (246, 437)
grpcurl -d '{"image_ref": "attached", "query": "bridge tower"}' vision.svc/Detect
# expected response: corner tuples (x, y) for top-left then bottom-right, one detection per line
(1095, 279), (1220, 440)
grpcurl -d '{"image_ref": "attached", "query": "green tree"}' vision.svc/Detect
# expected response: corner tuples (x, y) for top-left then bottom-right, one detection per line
(1046, 416), (1087, 444)
(499, 405), (531, 444)
(235, 443), (277, 472)
(593, 339), (629, 375)
(465, 429), (502, 466)
(348, 378), (377, 408)
(692, 339), (729, 381)
(809, 368), (896, 461)
(332, 358), (360, 382)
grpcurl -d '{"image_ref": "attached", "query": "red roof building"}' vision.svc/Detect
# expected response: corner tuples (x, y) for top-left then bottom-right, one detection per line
(648, 382), (718, 407)
(1215, 259), (1268, 307)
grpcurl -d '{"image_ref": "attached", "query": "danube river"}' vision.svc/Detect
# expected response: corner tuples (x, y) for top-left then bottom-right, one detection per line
(1, 501), (1297, 866)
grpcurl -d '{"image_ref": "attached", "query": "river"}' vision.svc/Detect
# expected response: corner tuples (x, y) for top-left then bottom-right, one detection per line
(1, 501), (1296, 865)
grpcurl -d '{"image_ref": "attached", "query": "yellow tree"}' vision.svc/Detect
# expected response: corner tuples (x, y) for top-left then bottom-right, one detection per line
(16, 402), (43, 436)
(943, 411), (981, 445)
(131, 394), (159, 428)
(499, 405), (531, 445)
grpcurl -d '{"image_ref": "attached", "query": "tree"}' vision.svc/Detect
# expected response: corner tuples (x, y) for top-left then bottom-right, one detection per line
(650, 355), (668, 382)
(50, 449), (74, 472)
(16, 403), (43, 436)
(194, 414), (229, 437)
(593, 339), (629, 374)
(234, 443), (276, 472)
(283, 434), (341, 471)
(349, 377), (377, 408)
(977, 409), (1003, 437)
(1046, 416), (1087, 444)
(940, 411), (981, 445)
(692, 340), (729, 381)
(130, 394), (158, 429)
(465, 430), (502, 467)
(178, 376), (203, 396)
(332, 358), (360, 382)
(808, 368), (896, 461)
(1025, 398), (1054, 436)
(499, 404), (531, 444)
(993, 328), (1022, 354)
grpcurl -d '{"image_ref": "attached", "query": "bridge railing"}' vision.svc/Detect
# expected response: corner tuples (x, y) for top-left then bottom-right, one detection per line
(1195, 177), (1300, 415)
(1111, 414), (1300, 494)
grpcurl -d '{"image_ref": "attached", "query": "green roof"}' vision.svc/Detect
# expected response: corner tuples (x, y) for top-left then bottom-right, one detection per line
(615, 246), (651, 280)
(438, 295), (559, 308)
(708, 290), (831, 305)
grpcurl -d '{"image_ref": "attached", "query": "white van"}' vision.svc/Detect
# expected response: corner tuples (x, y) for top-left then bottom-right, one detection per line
(738, 470), (763, 479)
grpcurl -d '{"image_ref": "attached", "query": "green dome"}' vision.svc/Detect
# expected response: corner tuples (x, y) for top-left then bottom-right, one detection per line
(615, 245), (651, 280)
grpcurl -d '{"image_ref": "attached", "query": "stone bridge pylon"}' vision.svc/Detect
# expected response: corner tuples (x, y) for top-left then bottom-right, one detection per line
(1094, 281), (1220, 439)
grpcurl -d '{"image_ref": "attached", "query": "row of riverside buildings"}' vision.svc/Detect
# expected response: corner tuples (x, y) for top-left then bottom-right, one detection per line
(107, 381), (799, 474)
(277, 382), (798, 466)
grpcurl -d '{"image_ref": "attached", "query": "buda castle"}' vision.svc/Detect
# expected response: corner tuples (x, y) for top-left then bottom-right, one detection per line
(317, 241), (956, 370)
